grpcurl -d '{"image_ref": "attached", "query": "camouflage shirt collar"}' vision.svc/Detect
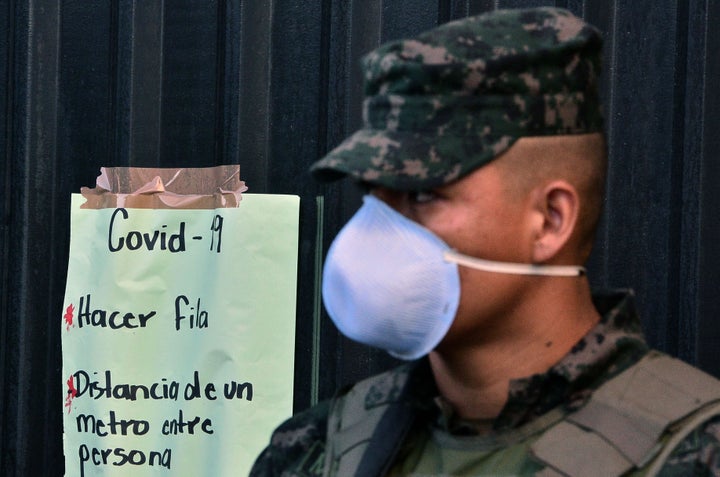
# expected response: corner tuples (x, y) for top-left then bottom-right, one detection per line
(438, 289), (649, 433)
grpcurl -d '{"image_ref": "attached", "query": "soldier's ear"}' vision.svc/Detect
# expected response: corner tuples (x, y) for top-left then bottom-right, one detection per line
(530, 180), (579, 263)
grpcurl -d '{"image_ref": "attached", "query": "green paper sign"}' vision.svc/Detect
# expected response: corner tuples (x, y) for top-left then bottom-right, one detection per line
(61, 193), (299, 476)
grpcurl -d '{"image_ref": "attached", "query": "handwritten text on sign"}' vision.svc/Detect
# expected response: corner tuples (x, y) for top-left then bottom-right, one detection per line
(106, 208), (225, 253)
(61, 194), (299, 477)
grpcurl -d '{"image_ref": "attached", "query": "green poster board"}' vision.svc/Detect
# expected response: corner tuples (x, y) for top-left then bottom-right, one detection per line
(61, 193), (299, 476)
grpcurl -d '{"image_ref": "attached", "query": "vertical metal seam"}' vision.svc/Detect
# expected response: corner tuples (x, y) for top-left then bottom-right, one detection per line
(311, 195), (325, 406)
(156, 0), (165, 165)
(15, 0), (35, 469)
(317, 0), (331, 157)
(214, 0), (227, 165)
(16, 0), (61, 471)
(344, 1), (354, 136)
(671, 0), (693, 360)
(44, 2), (62, 468)
(127, 0), (137, 163)
(0, 0), (18, 472)
(107, 0), (119, 162)
(264, 0), (275, 191)
(692, 0), (710, 358)
(603, 0), (619, 284)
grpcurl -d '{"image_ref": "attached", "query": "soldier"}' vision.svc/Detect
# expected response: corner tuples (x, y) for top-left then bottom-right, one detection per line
(251, 7), (720, 476)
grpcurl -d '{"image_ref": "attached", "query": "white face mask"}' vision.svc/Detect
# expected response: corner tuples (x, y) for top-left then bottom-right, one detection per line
(321, 195), (585, 360)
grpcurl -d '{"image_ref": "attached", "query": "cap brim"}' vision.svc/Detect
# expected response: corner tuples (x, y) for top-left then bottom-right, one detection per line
(311, 128), (519, 191)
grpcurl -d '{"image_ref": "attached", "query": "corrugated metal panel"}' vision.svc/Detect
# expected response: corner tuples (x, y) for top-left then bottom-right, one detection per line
(1, 0), (719, 474)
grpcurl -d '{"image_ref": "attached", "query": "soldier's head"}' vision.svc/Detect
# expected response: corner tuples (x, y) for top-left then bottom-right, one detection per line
(315, 8), (607, 359)
(312, 7), (606, 255)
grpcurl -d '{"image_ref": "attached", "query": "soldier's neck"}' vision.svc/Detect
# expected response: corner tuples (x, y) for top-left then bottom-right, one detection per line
(428, 286), (600, 421)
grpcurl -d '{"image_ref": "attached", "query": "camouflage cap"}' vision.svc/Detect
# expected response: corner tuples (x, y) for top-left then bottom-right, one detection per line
(311, 7), (604, 190)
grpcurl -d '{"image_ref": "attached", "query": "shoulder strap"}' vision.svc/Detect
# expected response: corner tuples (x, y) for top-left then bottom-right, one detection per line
(643, 400), (720, 477)
(323, 365), (417, 477)
(532, 351), (720, 476)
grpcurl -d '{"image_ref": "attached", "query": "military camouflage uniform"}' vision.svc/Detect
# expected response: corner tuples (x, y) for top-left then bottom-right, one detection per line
(249, 291), (720, 476)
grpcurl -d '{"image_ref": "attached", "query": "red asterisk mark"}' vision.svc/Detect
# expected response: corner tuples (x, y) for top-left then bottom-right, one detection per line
(65, 375), (78, 413)
(63, 304), (74, 331)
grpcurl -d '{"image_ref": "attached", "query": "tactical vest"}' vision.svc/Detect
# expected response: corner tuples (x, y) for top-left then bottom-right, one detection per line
(323, 351), (720, 477)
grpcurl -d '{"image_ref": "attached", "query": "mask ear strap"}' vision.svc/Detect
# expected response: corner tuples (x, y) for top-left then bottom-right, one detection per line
(443, 250), (586, 277)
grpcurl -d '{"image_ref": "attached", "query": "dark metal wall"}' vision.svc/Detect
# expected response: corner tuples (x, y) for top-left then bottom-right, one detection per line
(1, 0), (719, 475)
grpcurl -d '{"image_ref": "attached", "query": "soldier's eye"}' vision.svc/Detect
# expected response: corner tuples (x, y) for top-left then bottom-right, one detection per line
(411, 191), (436, 204)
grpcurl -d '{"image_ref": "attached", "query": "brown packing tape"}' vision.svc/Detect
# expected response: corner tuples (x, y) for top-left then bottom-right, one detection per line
(80, 166), (248, 210)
